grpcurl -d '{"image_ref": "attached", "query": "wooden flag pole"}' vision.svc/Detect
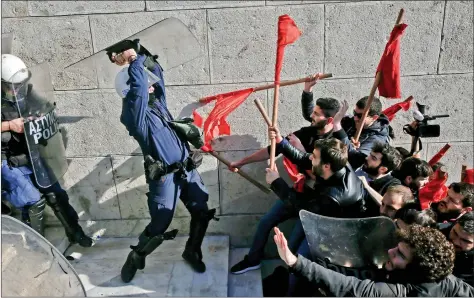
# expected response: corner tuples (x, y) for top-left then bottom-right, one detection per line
(198, 73), (332, 103)
(461, 165), (468, 182)
(207, 150), (271, 194)
(254, 99), (272, 127)
(353, 8), (404, 142)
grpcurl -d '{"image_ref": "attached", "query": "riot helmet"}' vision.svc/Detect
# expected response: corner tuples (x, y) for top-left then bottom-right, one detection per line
(1, 54), (31, 100)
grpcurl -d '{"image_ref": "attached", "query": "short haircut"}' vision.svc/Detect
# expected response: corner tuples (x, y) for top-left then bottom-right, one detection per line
(356, 96), (382, 117)
(386, 185), (415, 205)
(449, 182), (474, 208)
(315, 97), (341, 118)
(394, 203), (437, 228)
(397, 225), (455, 282)
(313, 138), (348, 173)
(371, 142), (403, 172)
(395, 146), (412, 160)
(457, 211), (474, 234)
(397, 157), (433, 180)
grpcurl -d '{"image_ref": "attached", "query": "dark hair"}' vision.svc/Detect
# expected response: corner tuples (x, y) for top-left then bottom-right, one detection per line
(371, 142), (403, 172)
(397, 157), (433, 180)
(394, 203), (437, 228)
(431, 162), (447, 173)
(315, 97), (341, 118)
(356, 96), (382, 117)
(395, 146), (412, 160)
(313, 138), (348, 173)
(397, 225), (455, 282)
(386, 185), (415, 206)
(457, 211), (474, 234)
(449, 182), (474, 208)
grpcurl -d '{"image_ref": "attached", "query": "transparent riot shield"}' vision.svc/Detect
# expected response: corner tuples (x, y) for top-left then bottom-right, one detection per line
(8, 62), (68, 188)
(2, 32), (14, 54)
(300, 210), (397, 280)
(1, 215), (86, 296)
(65, 17), (203, 89)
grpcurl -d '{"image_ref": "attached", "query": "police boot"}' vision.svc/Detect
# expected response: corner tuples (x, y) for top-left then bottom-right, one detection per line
(43, 193), (93, 247)
(27, 198), (46, 236)
(121, 228), (178, 283)
(182, 208), (218, 273)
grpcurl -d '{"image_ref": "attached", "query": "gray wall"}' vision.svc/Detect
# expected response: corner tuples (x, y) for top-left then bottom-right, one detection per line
(2, 1), (473, 247)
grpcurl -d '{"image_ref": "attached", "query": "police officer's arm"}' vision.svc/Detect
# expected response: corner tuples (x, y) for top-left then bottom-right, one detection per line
(123, 55), (153, 133)
(289, 255), (405, 297)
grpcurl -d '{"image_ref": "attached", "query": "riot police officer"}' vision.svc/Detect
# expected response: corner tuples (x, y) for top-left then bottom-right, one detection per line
(113, 49), (216, 283)
(1, 54), (92, 247)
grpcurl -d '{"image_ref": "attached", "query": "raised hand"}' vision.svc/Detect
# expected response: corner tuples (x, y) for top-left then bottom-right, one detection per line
(273, 227), (297, 267)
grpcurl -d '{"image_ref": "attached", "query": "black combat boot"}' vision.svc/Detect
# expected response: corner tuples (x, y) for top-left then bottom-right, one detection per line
(43, 193), (93, 247)
(121, 228), (178, 283)
(182, 208), (218, 273)
(27, 198), (46, 235)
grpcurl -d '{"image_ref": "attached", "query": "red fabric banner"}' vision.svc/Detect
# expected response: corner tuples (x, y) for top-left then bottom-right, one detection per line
(428, 143), (451, 166)
(282, 157), (305, 192)
(419, 169), (448, 210)
(275, 15), (301, 84)
(463, 169), (474, 185)
(376, 24), (408, 99)
(382, 96), (413, 121)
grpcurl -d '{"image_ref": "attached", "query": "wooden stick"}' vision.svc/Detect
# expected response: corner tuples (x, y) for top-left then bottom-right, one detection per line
(198, 73), (333, 103)
(461, 165), (468, 182)
(207, 150), (271, 194)
(254, 99), (272, 126)
(269, 83), (281, 170)
(354, 8), (404, 142)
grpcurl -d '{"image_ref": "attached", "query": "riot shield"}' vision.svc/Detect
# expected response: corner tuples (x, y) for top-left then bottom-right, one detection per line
(300, 210), (397, 280)
(1, 215), (86, 296)
(8, 62), (68, 188)
(65, 17), (203, 89)
(2, 32), (13, 54)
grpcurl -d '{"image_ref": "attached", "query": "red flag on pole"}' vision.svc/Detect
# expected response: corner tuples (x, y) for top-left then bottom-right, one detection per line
(376, 23), (408, 99)
(428, 144), (451, 166)
(419, 169), (448, 210)
(195, 88), (254, 152)
(382, 96), (413, 121)
(275, 15), (302, 84)
(463, 168), (474, 184)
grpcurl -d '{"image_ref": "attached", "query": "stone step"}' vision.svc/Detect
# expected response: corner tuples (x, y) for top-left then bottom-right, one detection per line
(228, 248), (263, 297)
(64, 235), (229, 297)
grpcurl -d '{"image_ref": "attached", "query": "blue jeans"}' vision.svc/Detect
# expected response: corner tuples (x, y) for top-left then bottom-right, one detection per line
(247, 200), (301, 264)
(146, 169), (209, 237)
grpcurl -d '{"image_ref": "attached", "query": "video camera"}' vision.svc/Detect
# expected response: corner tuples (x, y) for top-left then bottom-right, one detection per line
(404, 102), (449, 138)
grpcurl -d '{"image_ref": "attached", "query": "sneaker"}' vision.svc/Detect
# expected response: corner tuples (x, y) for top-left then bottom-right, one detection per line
(230, 255), (261, 274)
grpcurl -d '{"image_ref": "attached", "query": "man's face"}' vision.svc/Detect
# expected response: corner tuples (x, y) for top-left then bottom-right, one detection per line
(353, 106), (376, 129)
(380, 192), (404, 219)
(363, 151), (384, 176)
(385, 242), (413, 271)
(406, 176), (430, 191)
(449, 223), (474, 252)
(437, 187), (464, 215)
(310, 105), (328, 129)
(310, 148), (324, 177)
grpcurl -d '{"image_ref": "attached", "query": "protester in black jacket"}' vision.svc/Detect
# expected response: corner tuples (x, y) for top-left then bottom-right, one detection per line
(303, 94), (391, 169)
(440, 211), (474, 286)
(274, 225), (474, 297)
(432, 182), (474, 223)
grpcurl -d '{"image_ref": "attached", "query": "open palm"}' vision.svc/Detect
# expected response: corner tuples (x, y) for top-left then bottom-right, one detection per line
(273, 227), (298, 267)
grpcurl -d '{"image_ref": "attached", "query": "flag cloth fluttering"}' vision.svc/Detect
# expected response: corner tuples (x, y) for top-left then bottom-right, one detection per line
(419, 169), (448, 210)
(275, 15), (302, 84)
(382, 96), (413, 121)
(376, 23), (408, 99)
(283, 157), (305, 192)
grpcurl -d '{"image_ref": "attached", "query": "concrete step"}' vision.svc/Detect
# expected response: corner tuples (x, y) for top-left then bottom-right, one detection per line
(228, 248), (263, 297)
(64, 235), (229, 297)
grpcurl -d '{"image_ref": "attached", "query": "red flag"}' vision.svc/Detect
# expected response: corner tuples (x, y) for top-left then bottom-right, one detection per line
(199, 88), (254, 152)
(275, 15), (301, 84)
(283, 157), (305, 192)
(428, 144), (451, 166)
(419, 169), (448, 210)
(199, 89), (255, 105)
(376, 23), (408, 99)
(382, 96), (413, 121)
(192, 109), (203, 128)
(463, 169), (474, 184)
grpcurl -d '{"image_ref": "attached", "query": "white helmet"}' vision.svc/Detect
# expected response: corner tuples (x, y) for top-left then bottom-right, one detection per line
(115, 66), (131, 98)
(1, 54), (29, 84)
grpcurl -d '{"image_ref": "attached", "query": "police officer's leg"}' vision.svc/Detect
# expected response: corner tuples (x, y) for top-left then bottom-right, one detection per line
(1, 161), (45, 235)
(121, 175), (180, 283)
(40, 182), (93, 247)
(180, 169), (215, 273)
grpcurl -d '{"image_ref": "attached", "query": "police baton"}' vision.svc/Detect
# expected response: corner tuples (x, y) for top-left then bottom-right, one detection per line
(206, 150), (271, 194)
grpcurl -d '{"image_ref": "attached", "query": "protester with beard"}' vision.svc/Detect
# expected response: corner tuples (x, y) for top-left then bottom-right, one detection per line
(228, 74), (339, 176)
(440, 211), (474, 286)
(391, 157), (433, 203)
(274, 225), (473, 297)
(307, 97), (391, 170)
(431, 182), (474, 224)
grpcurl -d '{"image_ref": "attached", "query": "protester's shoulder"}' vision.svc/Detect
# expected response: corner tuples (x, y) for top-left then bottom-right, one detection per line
(441, 274), (474, 297)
